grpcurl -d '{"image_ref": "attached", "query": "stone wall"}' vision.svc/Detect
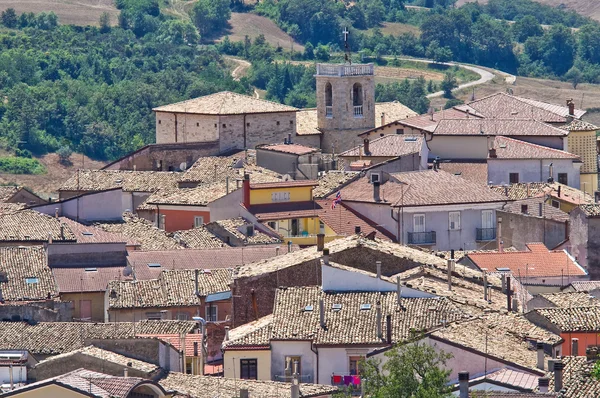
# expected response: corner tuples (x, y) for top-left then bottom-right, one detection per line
(294, 134), (321, 149)
(329, 245), (425, 276)
(322, 128), (371, 154)
(0, 301), (73, 322)
(155, 112), (219, 144)
(87, 338), (164, 367)
(218, 113), (297, 152)
(498, 210), (568, 252)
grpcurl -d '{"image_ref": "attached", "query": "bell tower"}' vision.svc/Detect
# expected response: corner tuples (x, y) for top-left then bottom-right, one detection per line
(316, 28), (375, 132)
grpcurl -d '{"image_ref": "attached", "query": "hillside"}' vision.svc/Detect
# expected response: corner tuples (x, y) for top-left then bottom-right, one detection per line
(456, 0), (600, 21)
(0, 0), (118, 26)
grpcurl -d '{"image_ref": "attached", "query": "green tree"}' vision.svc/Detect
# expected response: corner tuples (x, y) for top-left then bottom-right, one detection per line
(565, 66), (583, 89)
(1, 8), (17, 28)
(57, 145), (73, 165)
(191, 0), (231, 37)
(444, 98), (464, 109)
(99, 12), (111, 33)
(441, 73), (458, 98)
(361, 341), (453, 397)
(315, 45), (330, 61)
(303, 42), (315, 60)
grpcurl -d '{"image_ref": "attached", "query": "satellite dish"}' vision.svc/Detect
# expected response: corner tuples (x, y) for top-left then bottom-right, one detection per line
(282, 174), (292, 181)
(179, 162), (187, 171)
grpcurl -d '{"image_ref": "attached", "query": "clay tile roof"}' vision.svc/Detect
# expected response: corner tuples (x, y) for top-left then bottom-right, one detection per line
(173, 227), (226, 249)
(397, 108), (476, 133)
(501, 197), (569, 223)
(271, 287), (465, 345)
(0, 246), (57, 301)
(482, 368), (541, 391)
(339, 135), (423, 157)
(431, 313), (560, 372)
(58, 217), (136, 245)
(35, 346), (159, 373)
(143, 183), (230, 207)
(540, 356), (597, 397)
(161, 372), (339, 398)
(467, 243), (585, 278)
(295, 109), (320, 136)
(339, 170), (506, 206)
(153, 91), (298, 115)
(53, 267), (132, 293)
(136, 333), (203, 357)
(210, 217), (281, 245)
(567, 281), (600, 292)
(108, 268), (232, 309)
(180, 156), (282, 184)
(537, 292), (600, 308)
(516, 96), (585, 119)
(312, 171), (359, 199)
(434, 119), (567, 136)
(259, 143), (319, 156)
(250, 180), (318, 189)
(528, 307), (600, 332)
(561, 119), (599, 131)
(435, 161), (489, 185)
(492, 136), (581, 159)
(375, 101), (418, 124)
(0, 321), (197, 355)
(491, 183), (548, 200)
(222, 314), (273, 350)
(59, 170), (180, 193)
(0, 186), (19, 202)
(0, 209), (76, 242)
(94, 213), (184, 251)
(579, 204), (600, 217)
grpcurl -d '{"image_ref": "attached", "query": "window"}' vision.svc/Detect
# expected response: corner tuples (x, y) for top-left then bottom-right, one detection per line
(146, 312), (163, 320)
(449, 212), (461, 230)
(214, 123), (217, 128)
(25, 277), (39, 284)
(268, 221), (278, 230)
(284, 356), (301, 378)
(205, 305), (218, 322)
(521, 204), (528, 214)
(509, 173), (519, 184)
(271, 191), (291, 202)
(552, 200), (560, 209)
(176, 313), (189, 321)
(349, 356), (364, 375)
(247, 122), (250, 127)
(240, 359), (258, 380)
(223, 124), (227, 128)
(158, 120), (161, 124)
(370, 173), (380, 183)
(396, 128), (404, 135)
(481, 210), (493, 229)
(196, 122), (199, 127)
(558, 173), (568, 185)
(290, 120), (293, 125)
(194, 216), (204, 228)
(319, 221), (325, 234)
(277, 121), (280, 125)
(413, 214), (425, 233)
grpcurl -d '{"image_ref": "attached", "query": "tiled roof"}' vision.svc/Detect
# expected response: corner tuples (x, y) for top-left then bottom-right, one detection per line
(537, 292), (600, 308)
(579, 204), (600, 217)
(467, 243), (586, 278)
(339, 135), (423, 157)
(0, 209), (76, 242)
(271, 287), (466, 345)
(0, 320), (197, 354)
(295, 109), (320, 136)
(161, 372), (339, 398)
(540, 356), (598, 397)
(59, 170), (180, 192)
(136, 333), (203, 357)
(528, 306), (600, 332)
(312, 171), (359, 199)
(153, 91), (298, 115)
(53, 267), (132, 293)
(143, 183), (230, 207)
(108, 268), (232, 309)
(222, 314), (273, 350)
(173, 227), (227, 249)
(35, 346), (159, 373)
(566, 281), (600, 292)
(516, 96), (586, 119)
(94, 213), (184, 251)
(259, 143), (319, 155)
(0, 186), (19, 202)
(250, 180), (318, 189)
(501, 197), (570, 223)
(338, 170), (506, 206)
(0, 246), (57, 301)
(483, 368), (541, 391)
(127, 245), (294, 280)
(434, 161), (489, 185)
(431, 313), (559, 372)
(560, 119), (599, 131)
(209, 217), (281, 245)
(375, 101), (418, 125)
(433, 119), (567, 136)
(492, 136), (580, 159)
(491, 183), (547, 200)
(59, 217), (137, 245)
(396, 108), (476, 133)
(179, 156), (282, 184)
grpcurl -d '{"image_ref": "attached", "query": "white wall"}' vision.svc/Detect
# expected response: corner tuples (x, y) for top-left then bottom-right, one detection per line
(271, 341), (317, 384)
(208, 189), (243, 221)
(0, 366), (27, 384)
(34, 189), (124, 221)
(317, 347), (375, 385)
(322, 264), (397, 292)
(488, 159), (581, 188)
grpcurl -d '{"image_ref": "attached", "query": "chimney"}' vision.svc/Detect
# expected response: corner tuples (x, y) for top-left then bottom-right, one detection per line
(537, 342), (545, 370)
(554, 360), (564, 392)
(538, 377), (549, 393)
(386, 314), (392, 344)
(506, 276), (512, 311)
(376, 301), (382, 339)
(501, 273), (506, 293)
(322, 248), (329, 265)
(60, 224), (65, 240)
(288, 240), (293, 253)
(558, 185), (561, 197)
(363, 138), (370, 155)
(572, 338), (579, 356)
(288, 132), (292, 145)
(497, 217), (503, 253)
(243, 173), (250, 207)
(447, 259), (453, 291)
(483, 271), (488, 302)
(381, 112), (386, 126)
(48, 233), (53, 244)
(548, 359), (556, 372)
(194, 269), (200, 297)
(317, 233), (325, 251)
(123, 368), (128, 377)
(458, 371), (469, 398)
(276, 246), (280, 256)
(240, 389), (249, 398)
(319, 299), (325, 328)
(224, 326), (230, 341)
(567, 99), (575, 117)
(488, 147), (497, 158)
(512, 297), (519, 313)
(376, 261), (382, 279)
(54, 208), (59, 218)
(373, 181), (381, 202)
(193, 341), (199, 357)
(133, 164), (137, 171)
(290, 384), (299, 398)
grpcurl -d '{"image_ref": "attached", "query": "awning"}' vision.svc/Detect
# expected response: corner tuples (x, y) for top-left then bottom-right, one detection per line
(206, 291), (232, 303)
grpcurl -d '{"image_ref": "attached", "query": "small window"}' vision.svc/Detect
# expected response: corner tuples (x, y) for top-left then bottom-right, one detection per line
(25, 277), (39, 284)
(319, 221), (325, 234)
(552, 200), (560, 209)
(290, 120), (293, 125)
(214, 124), (217, 128)
(449, 212), (461, 230)
(360, 304), (372, 311)
(205, 305), (218, 322)
(558, 173), (568, 185)
(267, 221), (278, 230)
(276, 121), (280, 125)
(176, 313), (189, 321)
(521, 204), (528, 214)
(349, 356), (364, 375)
(246, 122), (250, 127)
(509, 173), (519, 184)
(241, 359), (258, 380)
(370, 173), (380, 183)
(304, 305), (314, 312)
(196, 122), (199, 127)
(148, 263), (161, 268)
(158, 120), (161, 124)
(82, 231), (94, 236)
(332, 303), (342, 311)
(223, 124), (227, 128)
(84, 268), (97, 272)
(396, 128), (404, 135)
(194, 216), (204, 228)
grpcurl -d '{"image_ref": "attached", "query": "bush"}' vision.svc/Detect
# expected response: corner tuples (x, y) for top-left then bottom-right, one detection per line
(0, 157), (45, 174)
(57, 146), (73, 165)
(444, 98), (464, 109)
(15, 148), (32, 158)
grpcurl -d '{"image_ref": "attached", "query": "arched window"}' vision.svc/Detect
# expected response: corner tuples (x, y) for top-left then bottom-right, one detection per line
(353, 83), (363, 116)
(325, 82), (333, 117)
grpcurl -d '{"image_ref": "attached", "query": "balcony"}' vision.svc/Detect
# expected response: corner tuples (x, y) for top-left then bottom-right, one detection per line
(325, 106), (333, 118)
(407, 231), (436, 245)
(353, 105), (363, 117)
(316, 63), (374, 77)
(476, 227), (497, 241)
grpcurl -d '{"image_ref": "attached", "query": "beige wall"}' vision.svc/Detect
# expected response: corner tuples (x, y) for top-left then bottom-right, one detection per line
(9, 189), (47, 206)
(224, 350), (271, 380)
(568, 130), (598, 174)
(8, 384), (90, 398)
(60, 292), (105, 322)
(155, 112), (219, 144)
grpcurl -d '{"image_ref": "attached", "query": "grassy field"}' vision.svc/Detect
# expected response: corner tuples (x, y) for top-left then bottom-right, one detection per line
(369, 22), (421, 37)
(0, 0), (118, 26)
(456, 0), (600, 21)
(217, 12), (304, 52)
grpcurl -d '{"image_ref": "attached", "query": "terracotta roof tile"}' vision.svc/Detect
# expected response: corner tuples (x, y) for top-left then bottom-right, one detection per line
(173, 227), (227, 249)
(491, 183), (547, 200)
(180, 156), (282, 184)
(397, 108), (476, 133)
(53, 267), (132, 293)
(516, 96), (585, 119)
(137, 333), (203, 357)
(492, 136), (580, 159)
(537, 292), (600, 308)
(222, 314), (273, 350)
(501, 197), (569, 223)
(375, 101), (418, 124)
(209, 217), (282, 245)
(561, 119), (599, 131)
(566, 281), (600, 292)
(312, 171), (359, 199)
(434, 161), (489, 185)
(434, 119), (567, 136)
(0, 210), (76, 242)
(0, 186), (19, 202)
(153, 91), (298, 115)
(528, 307), (600, 332)
(483, 368), (541, 391)
(59, 217), (137, 245)
(339, 135), (423, 157)
(59, 170), (180, 193)
(579, 204), (600, 217)
(259, 143), (319, 156)
(0, 246), (57, 301)
(295, 109), (320, 136)
(540, 356), (597, 397)
(142, 183), (230, 207)
(467, 243), (586, 278)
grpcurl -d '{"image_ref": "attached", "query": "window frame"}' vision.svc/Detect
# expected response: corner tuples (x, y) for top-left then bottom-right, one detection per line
(240, 358), (258, 380)
(205, 305), (218, 322)
(552, 200), (560, 209)
(448, 211), (461, 231)
(194, 216), (204, 228)
(413, 214), (426, 233)
(509, 173), (519, 184)
(284, 356), (302, 378)
(557, 173), (568, 185)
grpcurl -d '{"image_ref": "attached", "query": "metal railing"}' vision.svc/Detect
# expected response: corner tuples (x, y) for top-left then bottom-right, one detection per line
(325, 106), (333, 117)
(316, 63), (374, 76)
(407, 231), (436, 245)
(353, 105), (363, 117)
(476, 227), (496, 241)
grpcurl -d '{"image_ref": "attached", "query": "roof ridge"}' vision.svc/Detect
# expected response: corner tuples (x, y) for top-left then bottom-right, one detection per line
(494, 136), (580, 159)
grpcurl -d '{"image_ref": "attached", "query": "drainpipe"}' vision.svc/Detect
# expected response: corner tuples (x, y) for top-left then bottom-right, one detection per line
(391, 208), (400, 243)
(310, 341), (319, 384)
(174, 113), (178, 143)
(243, 114), (247, 149)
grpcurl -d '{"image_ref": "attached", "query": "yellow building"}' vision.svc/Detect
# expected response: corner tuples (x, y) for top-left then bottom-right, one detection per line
(242, 178), (393, 246)
(563, 120), (599, 193)
(222, 315), (273, 380)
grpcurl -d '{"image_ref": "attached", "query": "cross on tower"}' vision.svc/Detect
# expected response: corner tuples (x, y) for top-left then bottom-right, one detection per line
(343, 27), (352, 64)
(343, 27), (349, 44)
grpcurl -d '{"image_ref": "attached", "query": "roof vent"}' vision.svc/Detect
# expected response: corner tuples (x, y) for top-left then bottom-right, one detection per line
(360, 304), (372, 311)
(203, 269), (212, 274)
(332, 304), (342, 311)
(115, 179), (123, 184)
(496, 267), (511, 272)
(499, 143), (507, 148)
(84, 268), (97, 272)
(404, 136), (418, 142)
(82, 232), (94, 236)
(304, 305), (314, 312)
(147, 263), (161, 268)
(25, 277), (39, 284)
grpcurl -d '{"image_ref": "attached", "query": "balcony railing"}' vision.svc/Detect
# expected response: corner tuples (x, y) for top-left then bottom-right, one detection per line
(316, 63), (374, 77)
(325, 106), (333, 117)
(476, 227), (497, 241)
(407, 231), (436, 245)
(353, 105), (363, 117)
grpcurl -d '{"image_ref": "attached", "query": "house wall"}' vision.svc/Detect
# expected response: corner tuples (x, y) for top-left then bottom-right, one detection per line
(497, 210), (567, 251)
(322, 129), (374, 154)
(568, 208), (591, 271)
(342, 153), (422, 173)
(560, 332), (600, 356)
(568, 129), (598, 174)
(256, 150), (309, 179)
(8, 384), (90, 397)
(519, 136), (565, 150)
(9, 190), (47, 206)
(107, 300), (231, 324)
(155, 112), (219, 144)
(271, 341), (317, 383)
(40, 189), (124, 221)
(294, 134), (321, 149)
(218, 113), (297, 153)
(250, 186), (313, 205)
(317, 346), (373, 385)
(48, 243), (127, 267)
(426, 136), (488, 160)
(0, 365), (26, 384)
(206, 190), (243, 222)
(0, 301), (73, 323)
(223, 350), (271, 380)
(580, 172), (598, 195)
(88, 338), (181, 372)
(321, 265), (397, 292)
(488, 159), (580, 188)
(157, 207), (211, 232)
(60, 292), (105, 322)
